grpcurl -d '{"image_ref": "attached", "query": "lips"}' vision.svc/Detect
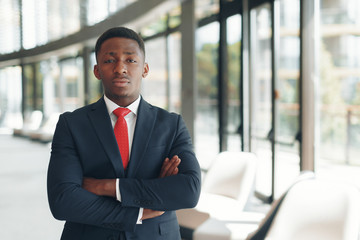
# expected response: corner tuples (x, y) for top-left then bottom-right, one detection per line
(112, 76), (130, 86)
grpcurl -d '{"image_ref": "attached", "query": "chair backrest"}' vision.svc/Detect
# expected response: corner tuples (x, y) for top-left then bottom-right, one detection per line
(202, 151), (257, 205)
(265, 179), (360, 240)
(246, 171), (316, 240)
(25, 110), (43, 130)
(41, 113), (60, 132)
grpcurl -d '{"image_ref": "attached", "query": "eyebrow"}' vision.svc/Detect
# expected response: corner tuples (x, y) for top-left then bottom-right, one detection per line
(105, 51), (137, 56)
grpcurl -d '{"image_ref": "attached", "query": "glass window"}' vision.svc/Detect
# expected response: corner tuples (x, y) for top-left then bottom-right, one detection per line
(168, 6), (181, 29)
(21, 0), (81, 48)
(140, 15), (168, 39)
(142, 37), (167, 109)
(250, 3), (273, 198)
(317, 0), (360, 184)
(195, 22), (220, 169)
(226, 14), (242, 152)
(0, 66), (22, 130)
(47, 0), (81, 42)
(168, 32), (182, 114)
(59, 57), (84, 112)
(23, 64), (35, 113)
(41, 58), (61, 115)
(195, 0), (219, 20)
(0, 0), (21, 54)
(109, 0), (137, 14)
(89, 52), (102, 103)
(22, 0), (48, 49)
(86, 0), (109, 25)
(275, 0), (301, 197)
(35, 62), (44, 112)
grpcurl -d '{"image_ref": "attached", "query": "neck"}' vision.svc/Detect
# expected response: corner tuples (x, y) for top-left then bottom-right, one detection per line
(105, 94), (139, 107)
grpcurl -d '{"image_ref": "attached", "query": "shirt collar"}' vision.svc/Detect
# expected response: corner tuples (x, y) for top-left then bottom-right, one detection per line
(104, 94), (141, 116)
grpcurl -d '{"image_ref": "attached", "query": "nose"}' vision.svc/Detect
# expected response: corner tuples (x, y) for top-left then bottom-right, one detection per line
(114, 61), (126, 73)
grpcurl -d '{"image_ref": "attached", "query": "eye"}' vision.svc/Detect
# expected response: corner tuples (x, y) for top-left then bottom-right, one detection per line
(104, 59), (115, 63)
(127, 59), (137, 63)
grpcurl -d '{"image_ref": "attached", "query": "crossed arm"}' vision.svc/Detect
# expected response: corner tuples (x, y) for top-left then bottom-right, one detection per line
(82, 155), (181, 220)
(48, 112), (201, 231)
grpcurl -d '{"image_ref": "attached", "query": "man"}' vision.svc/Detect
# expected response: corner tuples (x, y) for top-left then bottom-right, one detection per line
(47, 27), (201, 240)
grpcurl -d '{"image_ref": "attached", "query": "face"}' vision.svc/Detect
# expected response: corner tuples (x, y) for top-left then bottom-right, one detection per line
(94, 37), (149, 107)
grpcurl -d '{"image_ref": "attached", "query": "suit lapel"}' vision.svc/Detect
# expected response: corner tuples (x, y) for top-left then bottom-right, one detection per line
(87, 98), (124, 177)
(126, 99), (156, 177)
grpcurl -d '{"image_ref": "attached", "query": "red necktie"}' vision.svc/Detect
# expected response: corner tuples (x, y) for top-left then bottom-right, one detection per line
(113, 108), (131, 169)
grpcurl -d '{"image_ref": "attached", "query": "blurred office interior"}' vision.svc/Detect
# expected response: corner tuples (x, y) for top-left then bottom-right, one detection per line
(1, 0), (360, 239)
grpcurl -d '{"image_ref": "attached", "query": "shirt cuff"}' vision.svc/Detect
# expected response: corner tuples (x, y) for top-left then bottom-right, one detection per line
(137, 208), (144, 224)
(116, 178), (121, 202)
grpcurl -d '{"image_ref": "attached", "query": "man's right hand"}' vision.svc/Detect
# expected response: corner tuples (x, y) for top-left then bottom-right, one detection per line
(142, 155), (181, 220)
(141, 209), (165, 220)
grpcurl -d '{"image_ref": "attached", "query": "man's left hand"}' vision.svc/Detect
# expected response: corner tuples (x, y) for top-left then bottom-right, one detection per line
(158, 155), (181, 178)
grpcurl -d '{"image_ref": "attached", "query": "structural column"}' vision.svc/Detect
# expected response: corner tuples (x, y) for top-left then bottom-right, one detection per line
(180, 0), (197, 143)
(300, 0), (320, 171)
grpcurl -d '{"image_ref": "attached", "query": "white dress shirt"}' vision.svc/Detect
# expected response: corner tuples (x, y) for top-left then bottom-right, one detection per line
(103, 94), (143, 224)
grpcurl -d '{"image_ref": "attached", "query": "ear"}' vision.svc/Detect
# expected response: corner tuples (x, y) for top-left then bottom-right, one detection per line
(142, 63), (149, 78)
(93, 65), (101, 80)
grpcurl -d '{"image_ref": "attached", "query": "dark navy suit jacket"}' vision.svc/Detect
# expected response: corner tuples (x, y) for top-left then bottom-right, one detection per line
(47, 97), (201, 240)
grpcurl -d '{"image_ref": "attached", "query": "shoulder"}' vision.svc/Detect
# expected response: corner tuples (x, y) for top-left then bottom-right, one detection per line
(140, 98), (180, 120)
(61, 98), (104, 119)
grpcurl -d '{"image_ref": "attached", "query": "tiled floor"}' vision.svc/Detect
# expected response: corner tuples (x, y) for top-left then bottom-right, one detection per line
(0, 134), (63, 240)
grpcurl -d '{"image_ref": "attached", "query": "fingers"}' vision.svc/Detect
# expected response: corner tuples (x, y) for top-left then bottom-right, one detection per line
(159, 155), (181, 178)
(141, 209), (165, 220)
(159, 158), (169, 178)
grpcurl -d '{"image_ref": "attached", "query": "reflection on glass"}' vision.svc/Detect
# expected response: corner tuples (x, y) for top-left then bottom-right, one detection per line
(142, 37), (167, 109)
(226, 14), (242, 152)
(250, 3), (272, 197)
(195, 22), (220, 169)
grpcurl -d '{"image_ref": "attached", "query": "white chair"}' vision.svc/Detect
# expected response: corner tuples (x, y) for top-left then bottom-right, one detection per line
(195, 151), (257, 219)
(177, 151), (259, 239)
(247, 174), (360, 240)
(29, 112), (60, 142)
(13, 110), (43, 137)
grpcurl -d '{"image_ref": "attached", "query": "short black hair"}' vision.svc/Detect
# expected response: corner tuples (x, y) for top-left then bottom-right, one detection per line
(95, 27), (145, 60)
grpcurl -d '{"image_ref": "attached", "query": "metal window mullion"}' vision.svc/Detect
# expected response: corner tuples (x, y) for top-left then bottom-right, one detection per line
(270, 0), (280, 202)
(218, 1), (229, 152)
